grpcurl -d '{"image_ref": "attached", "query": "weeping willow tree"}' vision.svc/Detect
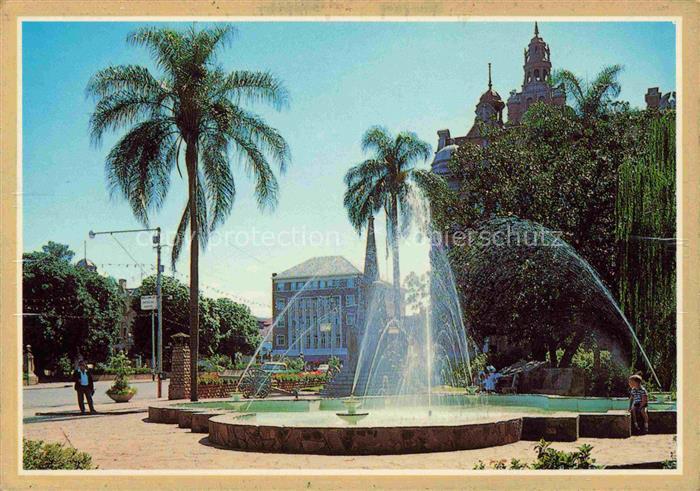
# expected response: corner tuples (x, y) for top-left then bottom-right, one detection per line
(616, 110), (676, 389)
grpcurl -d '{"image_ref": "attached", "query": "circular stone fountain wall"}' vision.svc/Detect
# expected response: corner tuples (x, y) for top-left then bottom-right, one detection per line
(208, 414), (523, 455)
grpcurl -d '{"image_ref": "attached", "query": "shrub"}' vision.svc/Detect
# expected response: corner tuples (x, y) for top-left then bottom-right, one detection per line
(327, 355), (342, 372)
(199, 354), (234, 372)
(106, 351), (136, 396)
(56, 355), (73, 377)
(282, 356), (305, 372)
(531, 440), (599, 469)
(471, 440), (599, 470)
(571, 347), (629, 397)
(23, 438), (95, 470)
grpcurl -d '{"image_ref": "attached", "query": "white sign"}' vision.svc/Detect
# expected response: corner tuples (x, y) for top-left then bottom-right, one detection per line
(140, 295), (157, 310)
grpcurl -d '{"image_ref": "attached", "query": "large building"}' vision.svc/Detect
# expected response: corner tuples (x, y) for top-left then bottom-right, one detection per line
(506, 22), (566, 125)
(270, 256), (363, 362)
(431, 22), (565, 189)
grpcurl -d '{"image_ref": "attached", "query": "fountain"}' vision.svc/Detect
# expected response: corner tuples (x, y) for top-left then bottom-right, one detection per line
(335, 397), (368, 425)
(207, 202), (665, 454)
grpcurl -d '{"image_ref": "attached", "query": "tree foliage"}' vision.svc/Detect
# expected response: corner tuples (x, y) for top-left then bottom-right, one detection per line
(343, 126), (432, 317)
(22, 244), (124, 376)
(130, 275), (260, 369)
(616, 110), (676, 388)
(424, 68), (675, 381)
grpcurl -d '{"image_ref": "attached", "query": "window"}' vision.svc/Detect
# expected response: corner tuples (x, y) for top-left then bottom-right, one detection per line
(275, 335), (286, 347)
(297, 281), (304, 290)
(347, 313), (355, 326)
(348, 278), (354, 288)
(346, 294), (356, 306)
(534, 69), (540, 81)
(335, 332), (341, 347)
(284, 282), (291, 291)
(275, 298), (285, 310)
(276, 282), (283, 291)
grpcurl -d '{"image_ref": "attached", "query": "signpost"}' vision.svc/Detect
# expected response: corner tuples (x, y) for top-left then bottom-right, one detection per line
(141, 295), (157, 376)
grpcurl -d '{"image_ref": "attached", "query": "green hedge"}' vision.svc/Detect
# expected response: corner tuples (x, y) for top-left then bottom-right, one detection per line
(23, 439), (95, 470)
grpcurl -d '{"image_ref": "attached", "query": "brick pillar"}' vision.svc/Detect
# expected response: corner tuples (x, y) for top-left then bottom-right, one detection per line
(168, 333), (191, 400)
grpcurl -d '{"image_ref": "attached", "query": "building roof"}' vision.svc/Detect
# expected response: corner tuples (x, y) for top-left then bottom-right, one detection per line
(275, 256), (362, 280)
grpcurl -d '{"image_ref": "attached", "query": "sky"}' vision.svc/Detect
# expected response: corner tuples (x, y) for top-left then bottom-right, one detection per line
(21, 20), (676, 316)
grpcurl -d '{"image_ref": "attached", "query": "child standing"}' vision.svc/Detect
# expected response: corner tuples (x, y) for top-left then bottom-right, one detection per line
(628, 374), (649, 435)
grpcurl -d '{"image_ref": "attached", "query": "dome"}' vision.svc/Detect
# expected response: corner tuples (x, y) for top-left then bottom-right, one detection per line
(76, 258), (97, 271)
(431, 144), (459, 177)
(479, 89), (505, 110)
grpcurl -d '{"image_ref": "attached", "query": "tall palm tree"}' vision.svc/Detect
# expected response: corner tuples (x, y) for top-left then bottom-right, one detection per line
(343, 126), (431, 320)
(550, 64), (624, 120)
(87, 25), (290, 401)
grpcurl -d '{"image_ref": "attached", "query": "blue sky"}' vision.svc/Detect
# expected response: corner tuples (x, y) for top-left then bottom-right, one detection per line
(22, 20), (676, 316)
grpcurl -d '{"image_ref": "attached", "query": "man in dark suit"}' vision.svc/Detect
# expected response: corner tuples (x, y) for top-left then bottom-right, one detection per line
(73, 360), (97, 414)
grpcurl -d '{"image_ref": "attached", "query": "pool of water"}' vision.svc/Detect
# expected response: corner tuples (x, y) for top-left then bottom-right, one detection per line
(226, 406), (530, 428)
(176, 393), (676, 414)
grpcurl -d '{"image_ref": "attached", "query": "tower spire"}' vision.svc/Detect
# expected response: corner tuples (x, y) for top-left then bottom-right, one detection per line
(488, 62), (492, 90)
(363, 215), (378, 283)
(534, 21), (539, 37)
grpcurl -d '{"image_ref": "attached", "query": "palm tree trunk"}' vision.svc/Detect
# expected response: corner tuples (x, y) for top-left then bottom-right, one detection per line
(390, 195), (402, 321)
(186, 140), (200, 402)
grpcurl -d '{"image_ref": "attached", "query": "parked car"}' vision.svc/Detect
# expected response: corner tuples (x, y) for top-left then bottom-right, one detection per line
(260, 362), (288, 374)
(317, 364), (330, 373)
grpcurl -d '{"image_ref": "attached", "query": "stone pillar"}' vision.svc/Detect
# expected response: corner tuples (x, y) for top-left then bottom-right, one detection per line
(23, 345), (38, 385)
(168, 333), (191, 400)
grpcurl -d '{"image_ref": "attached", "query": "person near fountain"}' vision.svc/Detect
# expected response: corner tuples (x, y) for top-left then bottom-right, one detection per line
(628, 374), (649, 434)
(483, 366), (502, 394)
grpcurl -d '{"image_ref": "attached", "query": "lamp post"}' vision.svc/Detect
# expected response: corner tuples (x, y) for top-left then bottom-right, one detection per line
(89, 226), (164, 397)
(320, 322), (332, 359)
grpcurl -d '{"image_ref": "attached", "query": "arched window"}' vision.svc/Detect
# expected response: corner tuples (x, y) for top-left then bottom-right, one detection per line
(534, 69), (540, 81)
(543, 69), (548, 80)
(527, 71), (532, 83)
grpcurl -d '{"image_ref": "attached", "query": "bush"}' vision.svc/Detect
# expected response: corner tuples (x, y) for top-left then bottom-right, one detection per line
(571, 347), (629, 397)
(106, 351), (136, 396)
(23, 438), (95, 470)
(199, 354), (234, 372)
(56, 355), (73, 377)
(472, 440), (599, 470)
(282, 356), (305, 372)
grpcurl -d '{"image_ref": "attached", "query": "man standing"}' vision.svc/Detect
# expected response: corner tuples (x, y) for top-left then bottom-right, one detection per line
(73, 360), (97, 414)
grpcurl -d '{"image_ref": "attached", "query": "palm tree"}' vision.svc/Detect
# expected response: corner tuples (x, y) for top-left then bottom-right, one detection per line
(87, 25), (290, 401)
(550, 64), (624, 120)
(343, 126), (431, 320)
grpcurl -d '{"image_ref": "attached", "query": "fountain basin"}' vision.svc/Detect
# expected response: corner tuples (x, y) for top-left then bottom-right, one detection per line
(335, 412), (369, 425)
(208, 411), (522, 455)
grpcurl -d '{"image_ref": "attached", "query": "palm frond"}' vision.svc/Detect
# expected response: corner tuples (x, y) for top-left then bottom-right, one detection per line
(127, 27), (185, 76)
(361, 126), (392, 157)
(200, 134), (236, 231)
(227, 130), (279, 212)
(214, 69), (290, 111)
(105, 118), (177, 224)
(89, 91), (170, 145)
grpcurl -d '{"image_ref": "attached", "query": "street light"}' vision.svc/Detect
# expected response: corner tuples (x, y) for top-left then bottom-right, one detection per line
(320, 322), (332, 359)
(89, 226), (165, 398)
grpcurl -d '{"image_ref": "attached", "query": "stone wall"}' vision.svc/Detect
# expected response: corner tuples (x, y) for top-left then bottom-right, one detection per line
(197, 383), (237, 399)
(519, 367), (587, 396)
(168, 341), (191, 400)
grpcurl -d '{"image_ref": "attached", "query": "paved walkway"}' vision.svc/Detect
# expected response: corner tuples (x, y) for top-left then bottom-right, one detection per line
(23, 411), (676, 470)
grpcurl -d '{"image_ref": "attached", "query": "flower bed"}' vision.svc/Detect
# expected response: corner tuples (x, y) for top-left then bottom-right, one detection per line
(197, 372), (238, 399)
(273, 371), (328, 391)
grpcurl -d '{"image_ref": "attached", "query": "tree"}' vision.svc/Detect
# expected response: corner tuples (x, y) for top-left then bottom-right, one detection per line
(343, 126), (431, 318)
(550, 64), (624, 121)
(41, 241), (75, 263)
(131, 275), (260, 369)
(87, 25), (290, 400)
(23, 245), (123, 376)
(616, 110), (676, 388)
